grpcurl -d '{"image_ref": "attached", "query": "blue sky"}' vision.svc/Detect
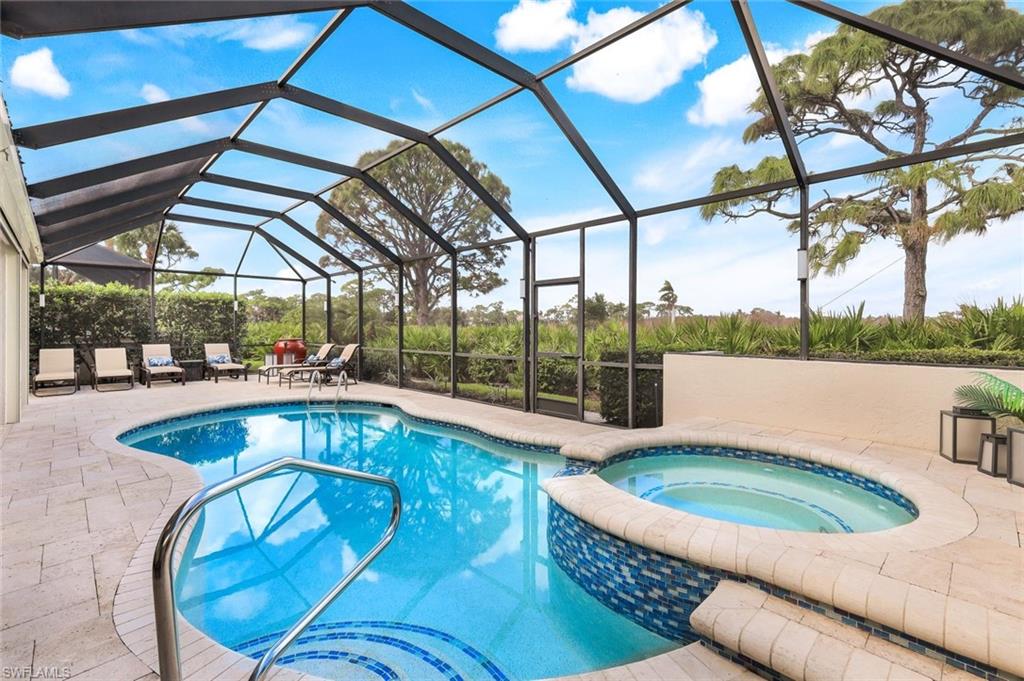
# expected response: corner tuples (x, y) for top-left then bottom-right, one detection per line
(3, 0), (1021, 315)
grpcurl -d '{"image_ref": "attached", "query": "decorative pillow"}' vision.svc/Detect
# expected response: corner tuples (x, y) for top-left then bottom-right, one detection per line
(303, 354), (320, 365)
(207, 353), (231, 365)
(327, 357), (343, 368)
(147, 356), (174, 367)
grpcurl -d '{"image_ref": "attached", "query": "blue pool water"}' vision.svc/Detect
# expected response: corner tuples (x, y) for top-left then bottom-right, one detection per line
(119, 404), (674, 680)
(598, 451), (917, 533)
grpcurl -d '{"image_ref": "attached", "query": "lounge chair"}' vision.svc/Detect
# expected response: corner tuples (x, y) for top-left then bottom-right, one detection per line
(203, 343), (249, 383)
(278, 345), (341, 389)
(324, 344), (359, 390)
(257, 343), (335, 384)
(140, 344), (185, 388)
(91, 348), (134, 391)
(32, 348), (79, 396)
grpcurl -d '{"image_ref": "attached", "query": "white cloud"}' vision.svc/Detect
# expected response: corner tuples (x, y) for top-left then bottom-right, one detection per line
(140, 82), (170, 103)
(686, 47), (794, 127)
(140, 83), (211, 133)
(803, 30), (832, 50)
(495, 0), (579, 52)
(410, 88), (436, 114)
(10, 48), (70, 99)
(566, 7), (717, 103)
(633, 135), (747, 194)
(124, 15), (315, 52)
(494, 2), (715, 103)
(224, 15), (315, 51)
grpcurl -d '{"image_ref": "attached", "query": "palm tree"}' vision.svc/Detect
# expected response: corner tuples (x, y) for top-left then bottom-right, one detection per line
(659, 280), (679, 324)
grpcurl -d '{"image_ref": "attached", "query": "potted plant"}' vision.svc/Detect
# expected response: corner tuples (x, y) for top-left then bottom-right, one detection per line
(954, 372), (1024, 477)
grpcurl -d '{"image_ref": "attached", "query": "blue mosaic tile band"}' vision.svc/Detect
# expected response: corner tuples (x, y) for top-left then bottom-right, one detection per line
(549, 502), (1015, 681)
(233, 620), (508, 681)
(118, 400), (559, 455)
(592, 445), (919, 517)
(275, 650), (399, 681)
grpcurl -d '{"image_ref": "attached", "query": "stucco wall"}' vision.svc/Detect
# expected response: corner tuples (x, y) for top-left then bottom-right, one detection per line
(663, 353), (1022, 451)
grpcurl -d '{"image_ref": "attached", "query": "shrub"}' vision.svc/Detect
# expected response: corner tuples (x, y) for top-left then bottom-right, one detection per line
(29, 283), (248, 367)
(155, 290), (244, 359)
(596, 351), (663, 427)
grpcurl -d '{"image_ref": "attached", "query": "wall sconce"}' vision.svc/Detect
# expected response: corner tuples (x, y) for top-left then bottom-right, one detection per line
(939, 408), (995, 464)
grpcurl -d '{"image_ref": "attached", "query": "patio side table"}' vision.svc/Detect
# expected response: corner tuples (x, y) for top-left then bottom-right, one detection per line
(178, 359), (205, 383)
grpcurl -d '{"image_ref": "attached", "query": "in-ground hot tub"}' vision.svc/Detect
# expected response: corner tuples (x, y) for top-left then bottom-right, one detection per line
(597, 446), (918, 533)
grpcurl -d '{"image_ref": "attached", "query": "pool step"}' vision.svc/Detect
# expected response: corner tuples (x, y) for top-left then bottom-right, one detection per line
(233, 620), (508, 681)
(691, 581), (967, 681)
(555, 641), (760, 681)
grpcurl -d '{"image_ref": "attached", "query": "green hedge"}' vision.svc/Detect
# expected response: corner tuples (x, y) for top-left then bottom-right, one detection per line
(30, 283), (248, 365)
(809, 348), (1024, 366)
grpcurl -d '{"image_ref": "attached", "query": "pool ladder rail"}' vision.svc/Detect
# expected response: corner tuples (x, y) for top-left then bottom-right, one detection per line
(305, 368), (350, 405)
(151, 457), (401, 681)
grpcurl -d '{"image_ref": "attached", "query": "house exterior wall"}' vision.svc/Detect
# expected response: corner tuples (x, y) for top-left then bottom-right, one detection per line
(1, 94), (43, 425)
(663, 353), (1022, 451)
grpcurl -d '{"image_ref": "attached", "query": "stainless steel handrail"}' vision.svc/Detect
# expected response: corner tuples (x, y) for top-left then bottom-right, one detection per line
(334, 369), (348, 401)
(152, 457), (401, 681)
(306, 369), (323, 402)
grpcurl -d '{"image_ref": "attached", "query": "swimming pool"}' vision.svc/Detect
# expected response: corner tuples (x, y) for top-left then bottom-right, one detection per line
(119, 403), (674, 680)
(597, 447), (917, 533)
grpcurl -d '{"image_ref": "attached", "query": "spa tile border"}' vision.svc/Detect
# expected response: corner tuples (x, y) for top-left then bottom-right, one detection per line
(570, 444), (919, 519)
(548, 502), (1013, 681)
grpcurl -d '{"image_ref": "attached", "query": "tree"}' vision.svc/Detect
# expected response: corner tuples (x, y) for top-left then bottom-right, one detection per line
(316, 140), (511, 325)
(659, 280), (679, 323)
(702, 0), (1024, 320)
(108, 221), (222, 291)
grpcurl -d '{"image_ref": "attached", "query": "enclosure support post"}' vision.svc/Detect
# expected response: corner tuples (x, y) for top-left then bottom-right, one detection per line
(397, 263), (404, 388)
(37, 265), (45, 351)
(799, 187), (810, 360)
(301, 282), (307, 342)
(148, 275), (156, 340)
(232, 275), (238, 351)
(325, 276), (333, 343)
(450, 254), (457, 398)
(357, 271), (364, 380)
(577, 228), (585, 422)
(526, 238), (535, 413)
(627, 216), (638, 429)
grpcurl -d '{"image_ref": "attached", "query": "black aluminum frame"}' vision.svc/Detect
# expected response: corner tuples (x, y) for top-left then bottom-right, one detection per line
(12, 0), (1023, 426)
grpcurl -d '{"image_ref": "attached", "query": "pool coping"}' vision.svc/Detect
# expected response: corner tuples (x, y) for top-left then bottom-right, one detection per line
(92, 392), (1019, 680)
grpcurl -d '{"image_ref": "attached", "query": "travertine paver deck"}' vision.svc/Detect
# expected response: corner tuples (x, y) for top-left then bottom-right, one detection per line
(1, 379), (1021, 680)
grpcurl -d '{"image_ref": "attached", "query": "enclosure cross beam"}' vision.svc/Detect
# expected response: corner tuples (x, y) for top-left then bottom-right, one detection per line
(732, 0), (807, 187)
(13, 83), (281, 149)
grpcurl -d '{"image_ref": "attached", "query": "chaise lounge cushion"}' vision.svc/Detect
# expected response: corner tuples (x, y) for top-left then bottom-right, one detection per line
(35, 371), (76, 382)
(208, 362), (246, 371)
(96, 368), (133, 379)
(146, 365), (183, 375)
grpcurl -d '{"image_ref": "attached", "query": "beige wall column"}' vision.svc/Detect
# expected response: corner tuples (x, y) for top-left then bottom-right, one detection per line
(0, 236), (28, 424)
(1, 94), (44, 424)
